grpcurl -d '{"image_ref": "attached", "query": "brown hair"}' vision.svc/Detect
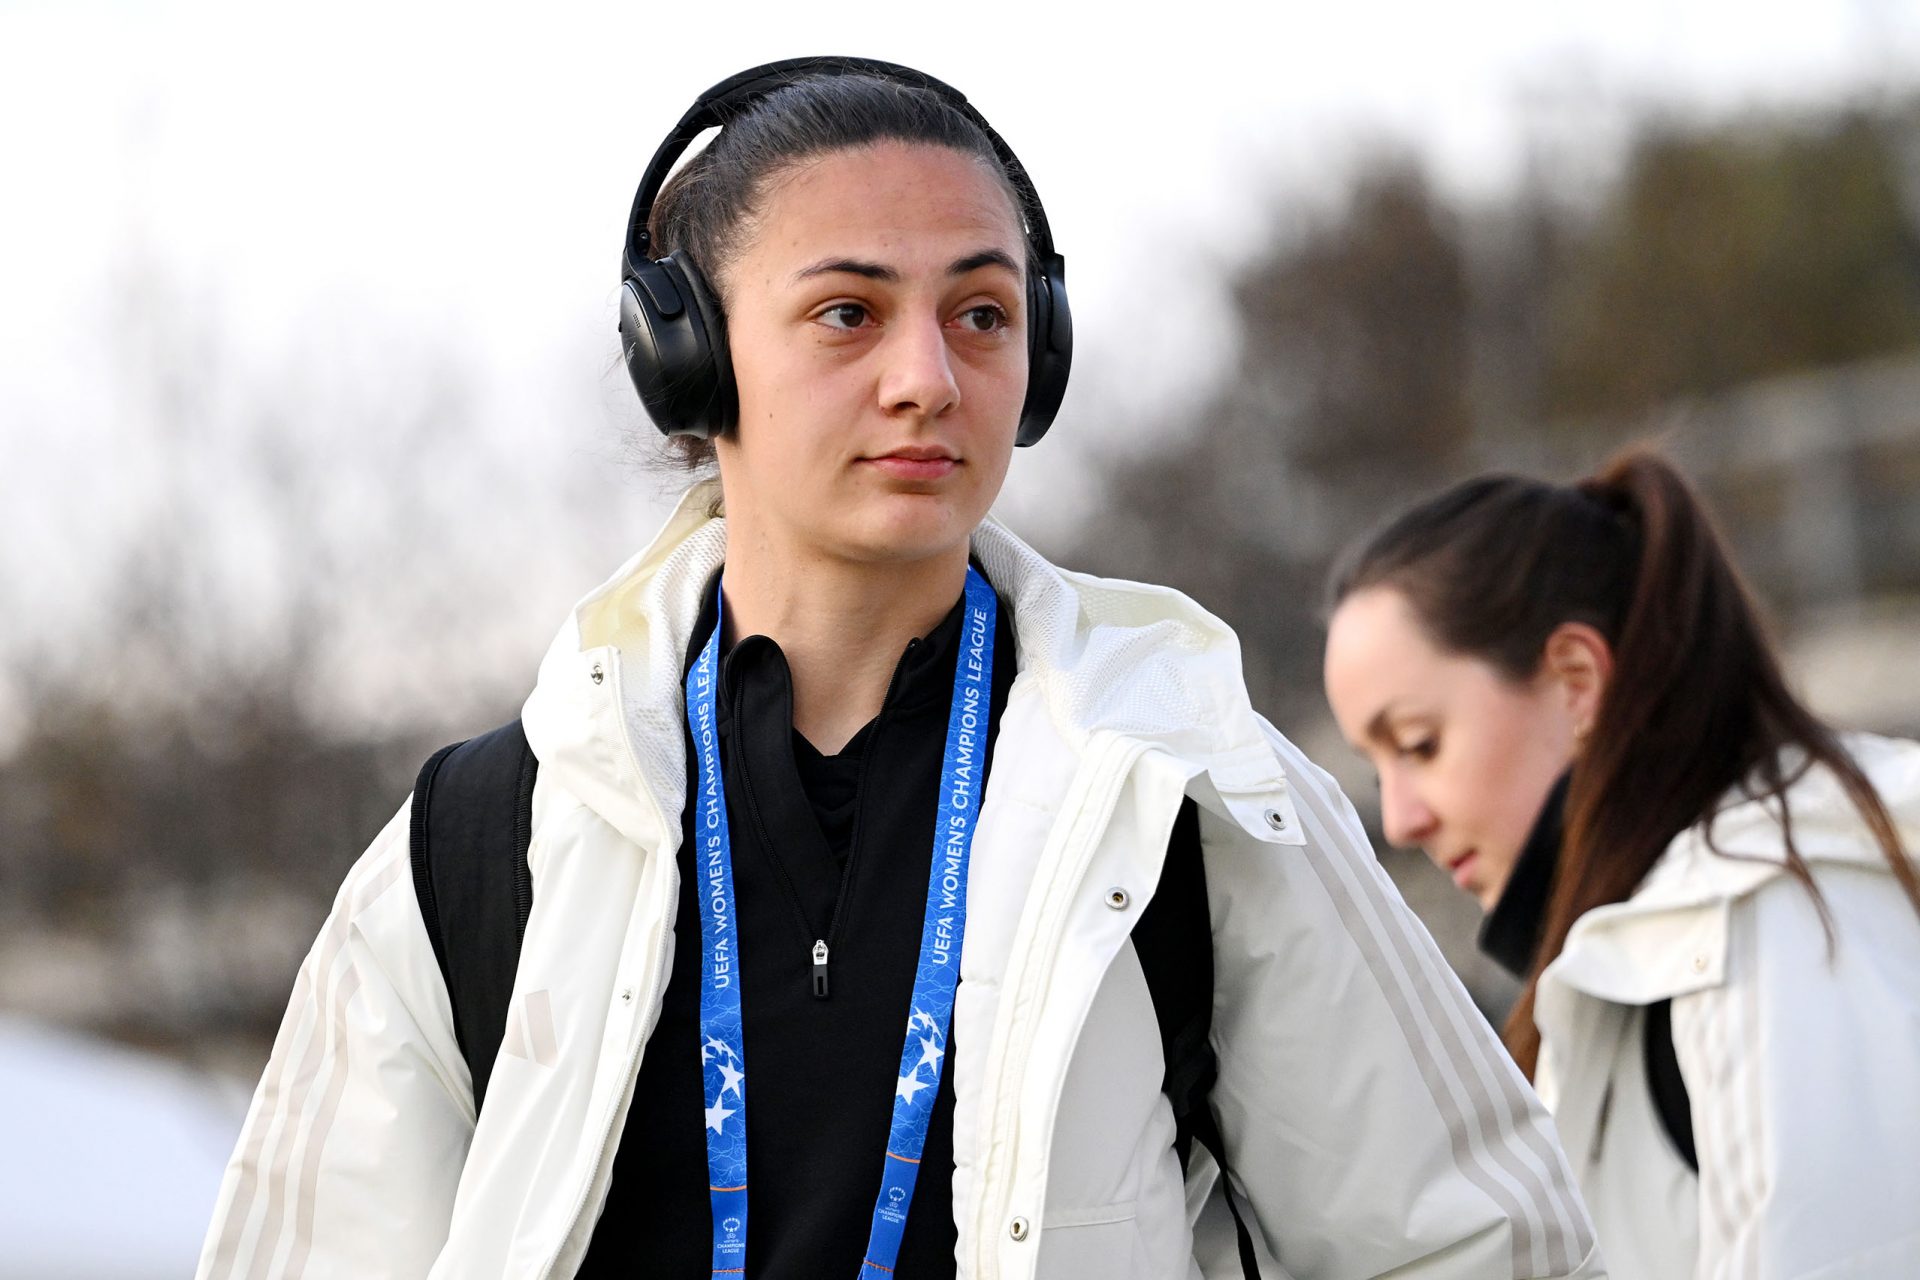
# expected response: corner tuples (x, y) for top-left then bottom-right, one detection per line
(1329, 445), (1920, 1076)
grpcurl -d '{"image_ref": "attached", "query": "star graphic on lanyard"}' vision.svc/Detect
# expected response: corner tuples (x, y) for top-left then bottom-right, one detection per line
(915, 1034), (945, 1074)
(896, 1072), (932, 1104)
(717, 1060), (744, 1099)
(909, 1009), (936, 1033)
(706, 1100), (736, 1133)
(705, 1035), (735, 1062)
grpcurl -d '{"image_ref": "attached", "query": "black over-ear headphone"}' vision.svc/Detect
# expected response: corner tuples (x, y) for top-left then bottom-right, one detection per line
(618, 56), (1072, 448)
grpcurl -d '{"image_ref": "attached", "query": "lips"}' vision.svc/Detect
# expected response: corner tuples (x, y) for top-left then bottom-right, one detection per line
(863, 446), (958, 481)
(1445, 849), (1479, 890)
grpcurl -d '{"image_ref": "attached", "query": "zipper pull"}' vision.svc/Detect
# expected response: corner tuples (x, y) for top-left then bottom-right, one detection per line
(811, 939), (830, 999)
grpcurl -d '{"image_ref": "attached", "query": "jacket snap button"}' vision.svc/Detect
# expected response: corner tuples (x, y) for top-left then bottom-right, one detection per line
(1692, 953), (1708, 973)
(1009, 1216), (1030, 1242)
(619, 987), (634, 1004)
(590, 663), (605, 686)
(1264, 808), (1287, 831)
(1106, 887), (1130, 910)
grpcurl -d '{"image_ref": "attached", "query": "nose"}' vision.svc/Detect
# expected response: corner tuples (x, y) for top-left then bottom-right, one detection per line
(1378, 772), (1437, 850)
(877, 312), (960, 419)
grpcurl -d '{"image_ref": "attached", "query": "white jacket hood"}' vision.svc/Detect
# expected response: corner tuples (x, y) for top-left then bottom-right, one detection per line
(1542, 734), (1920, 1007)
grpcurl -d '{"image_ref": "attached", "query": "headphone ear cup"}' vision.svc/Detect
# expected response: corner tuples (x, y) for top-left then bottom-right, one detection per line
(1016, 252), (1073, 447)
(619, 254), (737, 439)
(669, 251), (737, 436)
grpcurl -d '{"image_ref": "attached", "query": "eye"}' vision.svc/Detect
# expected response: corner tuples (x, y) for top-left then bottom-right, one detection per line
(1397, 736), (1438, 763)
(951, 303), (1010, 333)
(815, 302), (872, 330)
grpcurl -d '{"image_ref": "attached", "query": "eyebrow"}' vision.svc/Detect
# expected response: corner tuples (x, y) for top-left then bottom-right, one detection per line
(1363, 705), (1406, 746)
(795, 258), (898, 283)
(948, 248), (1021, 277)
(791, 248), (1022, 285)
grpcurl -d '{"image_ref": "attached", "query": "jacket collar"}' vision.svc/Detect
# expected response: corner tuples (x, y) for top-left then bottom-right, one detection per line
(520, 480), (1287, 851)
(1478, 771), (1568, 980)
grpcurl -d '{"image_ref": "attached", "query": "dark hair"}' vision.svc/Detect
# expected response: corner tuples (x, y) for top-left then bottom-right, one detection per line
(1329, 445), (1920, 1077)
(646, 70), (1030, 471)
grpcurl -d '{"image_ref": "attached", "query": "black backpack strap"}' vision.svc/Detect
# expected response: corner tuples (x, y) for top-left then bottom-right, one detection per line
(1190, 1100), (1265, 1279)
(1643, 997), (1698, 1173)
(1134, 798), (1260, 1278)
(409, 718), (538, 1115)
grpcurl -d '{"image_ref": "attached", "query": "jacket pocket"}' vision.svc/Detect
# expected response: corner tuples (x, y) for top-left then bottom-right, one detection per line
(1036, 1201), (1139, 1280)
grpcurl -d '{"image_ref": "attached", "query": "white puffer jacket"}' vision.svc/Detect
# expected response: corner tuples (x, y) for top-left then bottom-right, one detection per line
(1533, 734), (1920, 1280)
(199, 485), (1602, 1279)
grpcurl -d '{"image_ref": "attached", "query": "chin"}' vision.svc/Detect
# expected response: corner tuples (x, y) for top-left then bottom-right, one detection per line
(842, 495), (983, 561)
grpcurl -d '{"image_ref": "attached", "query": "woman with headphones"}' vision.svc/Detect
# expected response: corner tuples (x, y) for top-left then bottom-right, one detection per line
(1322, 449), (1920, 1278)
(199, 60), (1599, 1279)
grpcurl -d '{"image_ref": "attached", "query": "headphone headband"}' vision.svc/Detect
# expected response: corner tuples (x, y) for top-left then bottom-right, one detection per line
(623, 56), (1055, 273)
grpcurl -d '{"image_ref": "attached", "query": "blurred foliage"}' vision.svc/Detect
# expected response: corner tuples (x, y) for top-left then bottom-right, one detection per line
(1072, 158), (1475, 717)
(1544, 108), (1920, 419)
(3, 698), (385, 915)
(0, 270), (592, 1065)
(1239, 159), (1474, 472)
(0, 689), (423, 1059)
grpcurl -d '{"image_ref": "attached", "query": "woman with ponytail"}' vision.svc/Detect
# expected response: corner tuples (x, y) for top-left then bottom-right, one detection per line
(1322, 445), (1920, 1278)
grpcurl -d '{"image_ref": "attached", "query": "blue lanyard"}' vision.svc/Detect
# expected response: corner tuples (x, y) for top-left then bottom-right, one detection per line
(686, 579), (749, 1274)
(684, 567), (999, 1280)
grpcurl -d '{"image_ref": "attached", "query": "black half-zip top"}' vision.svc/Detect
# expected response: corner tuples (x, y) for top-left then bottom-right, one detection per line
(715, 580), (981, 997)
(581, 566), (1018, 1280)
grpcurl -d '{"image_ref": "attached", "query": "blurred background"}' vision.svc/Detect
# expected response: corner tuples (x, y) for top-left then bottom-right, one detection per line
(6, 0), (1920, 1271)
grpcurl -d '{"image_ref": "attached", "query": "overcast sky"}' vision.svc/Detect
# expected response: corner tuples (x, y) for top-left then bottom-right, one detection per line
(10, 0), (1917, 422)
(2, 0), (1916, 729)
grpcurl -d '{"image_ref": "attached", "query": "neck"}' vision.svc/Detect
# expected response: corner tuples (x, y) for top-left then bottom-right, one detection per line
(720, 534), (971, 754)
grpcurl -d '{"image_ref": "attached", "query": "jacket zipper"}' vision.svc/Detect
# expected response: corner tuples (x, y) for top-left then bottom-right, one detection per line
(737, 639), (917, 999)
(970, 734), (1151, 1279)
(820, 639), (915, 995)
(736, 695), (828, 988)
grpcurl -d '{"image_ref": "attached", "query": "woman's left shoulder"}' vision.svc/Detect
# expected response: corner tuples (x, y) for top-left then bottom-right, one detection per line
(1828, 731), (1920, 806)
(1653, 733), (1920, 887)
(976, 520), (1236, 645)
(976, 520), (1262, 718)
